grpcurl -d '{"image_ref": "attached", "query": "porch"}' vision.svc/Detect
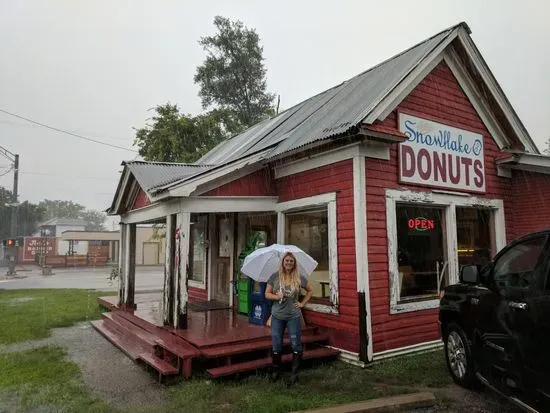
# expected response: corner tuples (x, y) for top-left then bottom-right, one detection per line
(93, 292), (338, 382)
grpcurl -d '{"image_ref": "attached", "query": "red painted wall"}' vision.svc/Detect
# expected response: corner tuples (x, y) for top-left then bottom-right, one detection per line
(512, 170), (550, 238)
(133, 189), (151, 210)
(365, 61), (515, 353)
(202, 169), (276, 197)
(276, 159), (360, 353)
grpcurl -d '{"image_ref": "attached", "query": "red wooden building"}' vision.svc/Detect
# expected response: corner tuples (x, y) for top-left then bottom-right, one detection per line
(101, 22), (550, 377)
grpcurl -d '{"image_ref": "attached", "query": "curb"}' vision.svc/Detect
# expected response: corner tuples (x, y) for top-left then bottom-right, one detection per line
(291, 392), (436, 413)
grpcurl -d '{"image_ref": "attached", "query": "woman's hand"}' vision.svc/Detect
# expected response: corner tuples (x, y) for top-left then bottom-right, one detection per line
(295, 301), (304, 308)
(275, 291), (284, 301)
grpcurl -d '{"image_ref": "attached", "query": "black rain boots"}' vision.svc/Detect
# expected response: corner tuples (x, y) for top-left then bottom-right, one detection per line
(288, 351), (302, 386)
(270, 352), (282, 381)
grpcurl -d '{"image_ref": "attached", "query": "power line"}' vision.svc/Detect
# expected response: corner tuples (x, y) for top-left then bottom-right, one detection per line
(0, 119), (133, 142)
(0, 108), (138, 153)
(19, 171), (118, 181)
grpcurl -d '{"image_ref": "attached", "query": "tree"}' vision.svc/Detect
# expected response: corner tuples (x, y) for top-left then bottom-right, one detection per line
(133, 103), (225, 163)
(544, 138), (550, 155)
(38, 199), (106, 231)
(39, 199), (85, 220)
(0, 186), (45, 238)
(194, 16), (276, 133)
(80, 210), (107, 231)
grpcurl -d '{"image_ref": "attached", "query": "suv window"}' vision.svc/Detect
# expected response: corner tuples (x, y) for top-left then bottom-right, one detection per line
(493, 237), (547, 290)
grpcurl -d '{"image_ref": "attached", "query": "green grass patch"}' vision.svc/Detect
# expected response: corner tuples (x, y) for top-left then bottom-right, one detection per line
(167, 350), (452, 413)
(0, 289), (116, 344)
(0, 345), (113, 412)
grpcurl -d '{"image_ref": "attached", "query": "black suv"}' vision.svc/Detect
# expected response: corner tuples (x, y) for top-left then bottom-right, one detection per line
(439, 230), (550, 412)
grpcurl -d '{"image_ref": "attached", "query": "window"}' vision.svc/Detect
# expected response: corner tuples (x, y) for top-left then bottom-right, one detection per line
(396, 204), (447, 303)
(285, 208), (330, 302)
(277, 192), (338, 313)
(493, 237), (547, 291)
(456, 207), (492, 268)
(189, 215), (207, 284)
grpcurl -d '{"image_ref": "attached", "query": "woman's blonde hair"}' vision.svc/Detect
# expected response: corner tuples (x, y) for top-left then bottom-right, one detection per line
(278, 252), (301, 293)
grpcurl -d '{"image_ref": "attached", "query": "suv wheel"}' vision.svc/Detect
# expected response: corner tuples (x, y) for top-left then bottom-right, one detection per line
(444, 323), (477, 389)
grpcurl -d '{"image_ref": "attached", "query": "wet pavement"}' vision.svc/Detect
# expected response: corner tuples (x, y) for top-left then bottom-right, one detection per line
(0, 265), (164, 292)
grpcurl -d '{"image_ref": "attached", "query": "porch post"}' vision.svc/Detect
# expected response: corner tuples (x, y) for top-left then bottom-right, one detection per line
(117, 224), (127, 306)
(163, 214), (176, 325)
(127, 223), (137, 308)
(174, 212), (191, 329)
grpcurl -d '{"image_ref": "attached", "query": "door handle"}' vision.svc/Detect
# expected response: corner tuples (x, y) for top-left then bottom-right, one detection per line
(508, 301), (528, 311)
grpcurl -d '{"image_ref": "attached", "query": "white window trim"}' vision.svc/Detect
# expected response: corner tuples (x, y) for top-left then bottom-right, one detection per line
(386, 188), (505, 314)
(276, 192), (339, 315)
(188, 215), (208, 289)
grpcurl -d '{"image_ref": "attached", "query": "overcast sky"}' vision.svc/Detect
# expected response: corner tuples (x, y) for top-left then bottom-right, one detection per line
(1, 0), (549, 227)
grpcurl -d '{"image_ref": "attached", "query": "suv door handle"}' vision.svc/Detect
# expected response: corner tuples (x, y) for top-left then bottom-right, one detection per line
(508, 301), (528, 311)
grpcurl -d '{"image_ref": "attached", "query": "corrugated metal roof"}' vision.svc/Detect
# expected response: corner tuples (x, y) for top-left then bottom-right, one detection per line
(124, 161), (213, 192)
(196, 23), (459, 166)
(40, 218), (88, 227)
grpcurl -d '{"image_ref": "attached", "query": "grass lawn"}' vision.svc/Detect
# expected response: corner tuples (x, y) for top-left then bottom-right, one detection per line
(0, 346), (112, 413)
(0, 288), (454, 413)
(165, 350), (453, 413)
(0, 289), (116, 344)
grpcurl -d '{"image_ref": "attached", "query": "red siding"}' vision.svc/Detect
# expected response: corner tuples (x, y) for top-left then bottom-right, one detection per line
(203, 169), (276, 196)
(189, 286), (207, 301)
(276, 159), (359, 353)
(365, 61), (515, 353)
(512, 170), (550, 238)
(132, 189), (151, 210)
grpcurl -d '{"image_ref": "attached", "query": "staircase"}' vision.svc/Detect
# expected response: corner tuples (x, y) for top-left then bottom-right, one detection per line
(92, 310), (339, 382)
(200, 326), (339, 379)
(92, 311), (200, 383)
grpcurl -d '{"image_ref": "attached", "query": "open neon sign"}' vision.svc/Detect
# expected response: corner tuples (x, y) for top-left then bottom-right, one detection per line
(408, 217), (435, 232)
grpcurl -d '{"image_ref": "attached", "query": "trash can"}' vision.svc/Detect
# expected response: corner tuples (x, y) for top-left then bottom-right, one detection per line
(248, 280), (271, 325)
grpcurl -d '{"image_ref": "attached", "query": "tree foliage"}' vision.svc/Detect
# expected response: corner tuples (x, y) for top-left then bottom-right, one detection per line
(0, 187), (45, 239)
(543, 137), (550, 155)
(133, 103), (225, 163)
(194, 16), (276, 133)
(38, 199), (106, 231)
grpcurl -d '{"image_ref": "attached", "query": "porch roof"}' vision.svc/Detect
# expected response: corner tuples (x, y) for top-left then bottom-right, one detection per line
(496, 153), (550, 175)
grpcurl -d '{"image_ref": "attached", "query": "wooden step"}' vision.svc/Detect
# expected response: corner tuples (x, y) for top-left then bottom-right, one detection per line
(138, 351), (179, 383)
(111, 310), (160, 334)
(155, 335), (201, 359)
(206, 347), (339, 378)
(201, 333), (330, 359)
(91, 320), (150, 360)
(103, 312), (158, 347)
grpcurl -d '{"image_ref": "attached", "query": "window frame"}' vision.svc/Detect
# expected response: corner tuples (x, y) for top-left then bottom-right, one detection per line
(188, 214), (208, 289)
(386, 189), (506, 314)
(276, 192), (339, 315)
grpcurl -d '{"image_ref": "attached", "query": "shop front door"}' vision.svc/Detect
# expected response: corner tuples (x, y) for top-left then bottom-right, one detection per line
(211, 215), (233, 304)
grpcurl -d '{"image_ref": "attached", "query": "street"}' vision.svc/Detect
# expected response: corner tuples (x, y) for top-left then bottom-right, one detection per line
(0, 265), (164, 292)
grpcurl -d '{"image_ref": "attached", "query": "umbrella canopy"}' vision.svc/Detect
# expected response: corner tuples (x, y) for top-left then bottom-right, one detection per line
(241, 244), (318, 283)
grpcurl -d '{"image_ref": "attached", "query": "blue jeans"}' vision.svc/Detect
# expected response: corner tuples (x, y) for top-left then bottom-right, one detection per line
(271, 315), (302, 353)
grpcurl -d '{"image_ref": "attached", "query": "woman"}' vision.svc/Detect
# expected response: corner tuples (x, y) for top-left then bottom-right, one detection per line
(265, 252), (313, 384)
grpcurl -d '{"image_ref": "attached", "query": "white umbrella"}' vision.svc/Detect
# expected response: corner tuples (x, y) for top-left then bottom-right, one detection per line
(241, 244), (318, 283)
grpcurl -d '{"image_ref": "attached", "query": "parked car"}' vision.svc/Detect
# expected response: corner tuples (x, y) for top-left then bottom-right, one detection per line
(439, 230), (550, 412)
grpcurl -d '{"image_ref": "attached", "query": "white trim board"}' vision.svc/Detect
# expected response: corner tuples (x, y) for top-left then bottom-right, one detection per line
(274, 142), (389, 179)
(385, 188), (505, 314)
(276, 193), (340, 314)
(120, 197), (278, 225)
(353, 155), (373, 361)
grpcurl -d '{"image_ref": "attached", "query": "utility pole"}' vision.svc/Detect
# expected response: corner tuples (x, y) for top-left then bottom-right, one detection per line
(11, 154), (19, 237)
(0, 145), (19, 236)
